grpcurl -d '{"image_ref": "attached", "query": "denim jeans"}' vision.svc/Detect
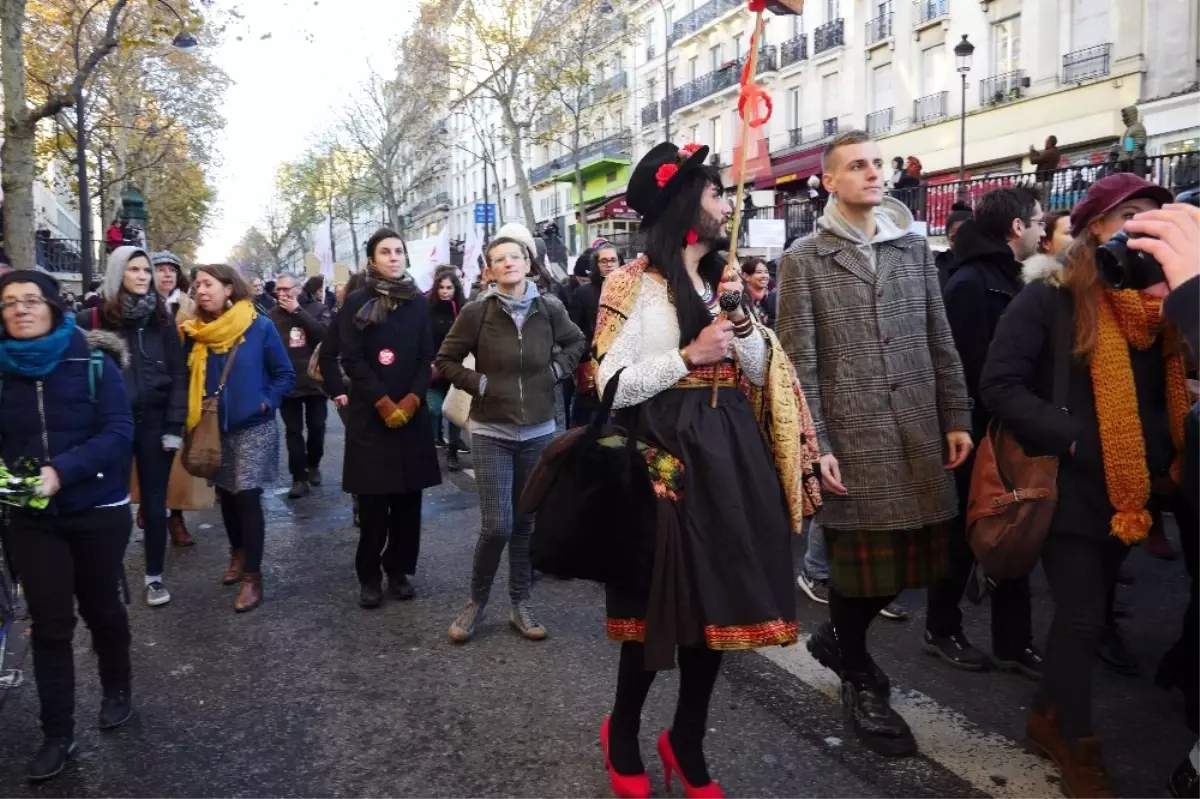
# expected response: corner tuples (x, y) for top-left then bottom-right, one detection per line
(804, 518), (829, 581)
(426, 388), (462, 449)
(468, 432), (553, 604)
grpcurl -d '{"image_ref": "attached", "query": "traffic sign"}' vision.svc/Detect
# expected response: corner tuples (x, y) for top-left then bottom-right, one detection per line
(474, 203), (497, 224)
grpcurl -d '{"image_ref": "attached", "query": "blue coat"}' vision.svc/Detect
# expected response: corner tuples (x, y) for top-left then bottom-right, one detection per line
(0, 329), (135, 514)
(184, 315), (295, 432)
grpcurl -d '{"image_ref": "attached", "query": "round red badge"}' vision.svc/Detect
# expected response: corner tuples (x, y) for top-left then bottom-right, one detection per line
(378, 348), (395, 366)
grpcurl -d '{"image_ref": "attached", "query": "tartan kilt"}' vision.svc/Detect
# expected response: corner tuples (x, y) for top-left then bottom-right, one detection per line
(825, 522), (952, 598)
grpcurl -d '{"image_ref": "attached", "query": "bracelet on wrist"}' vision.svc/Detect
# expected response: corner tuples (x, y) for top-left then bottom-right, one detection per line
(732, 317), (754, 338)
(679, 347), (696, 370)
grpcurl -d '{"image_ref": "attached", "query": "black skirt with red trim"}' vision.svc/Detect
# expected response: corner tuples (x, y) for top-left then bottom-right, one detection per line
(605, 366), (797, 669)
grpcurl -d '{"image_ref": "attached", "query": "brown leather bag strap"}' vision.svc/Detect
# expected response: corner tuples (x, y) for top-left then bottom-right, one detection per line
(212, 342), (241, 397)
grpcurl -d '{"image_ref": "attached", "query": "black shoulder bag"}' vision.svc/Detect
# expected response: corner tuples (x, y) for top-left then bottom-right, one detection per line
(520, 369), (657, 595)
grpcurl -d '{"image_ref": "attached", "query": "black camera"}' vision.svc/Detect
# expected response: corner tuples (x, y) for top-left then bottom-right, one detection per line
(1095, 230), (1166, 291)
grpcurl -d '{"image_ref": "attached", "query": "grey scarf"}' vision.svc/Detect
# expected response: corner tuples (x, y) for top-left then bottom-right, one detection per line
(122, 290), (158, 322)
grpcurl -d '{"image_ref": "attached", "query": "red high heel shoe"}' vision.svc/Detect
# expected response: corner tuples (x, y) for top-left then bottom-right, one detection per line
(600, 717), (652, 799)
(657, 730), (725, 798)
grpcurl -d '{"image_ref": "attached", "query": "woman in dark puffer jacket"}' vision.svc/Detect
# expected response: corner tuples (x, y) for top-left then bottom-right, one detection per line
(81, 246), (187, 608)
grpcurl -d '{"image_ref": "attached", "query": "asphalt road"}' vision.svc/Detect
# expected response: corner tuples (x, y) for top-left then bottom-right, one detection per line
(0, 411), (1193, 797)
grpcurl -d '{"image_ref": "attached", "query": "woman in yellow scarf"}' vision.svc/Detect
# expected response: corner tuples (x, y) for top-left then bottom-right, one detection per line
(180, 265), (295, 612)
(980, 174), (1190, 798)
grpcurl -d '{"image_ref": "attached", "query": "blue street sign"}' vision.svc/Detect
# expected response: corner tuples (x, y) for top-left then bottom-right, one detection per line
(474, 203), (497, 224)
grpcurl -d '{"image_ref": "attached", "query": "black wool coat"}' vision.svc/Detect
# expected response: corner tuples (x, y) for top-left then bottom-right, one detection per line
(338, 287), (442, 496)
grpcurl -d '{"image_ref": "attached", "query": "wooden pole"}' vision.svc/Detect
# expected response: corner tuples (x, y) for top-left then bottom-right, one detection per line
(712, 8), (765, 409)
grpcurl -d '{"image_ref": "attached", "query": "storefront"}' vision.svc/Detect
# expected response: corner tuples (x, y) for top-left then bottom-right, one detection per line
(1141, 90), (1200, 156)
(757, 144), (825, 200)
(581, 194), (642, 257)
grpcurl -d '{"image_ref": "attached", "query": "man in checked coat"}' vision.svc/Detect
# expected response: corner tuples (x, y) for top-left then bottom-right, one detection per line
(776, 130), (972, 756)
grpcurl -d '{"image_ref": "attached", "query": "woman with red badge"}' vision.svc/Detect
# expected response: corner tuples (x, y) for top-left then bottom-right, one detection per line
(338, 229), (441, 610)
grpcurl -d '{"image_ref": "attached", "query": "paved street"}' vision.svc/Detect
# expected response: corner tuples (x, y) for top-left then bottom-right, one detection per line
(0, 413), (1193, 797)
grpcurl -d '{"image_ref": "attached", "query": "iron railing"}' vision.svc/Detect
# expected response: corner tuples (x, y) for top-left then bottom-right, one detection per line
(670, 0), (741, 43)
(758, 45), (778, 72)
(814, 18), (845, 55)
(866, 107), (893, 135)
(780, 34), (808, 68)
(980, 69), (1026, 106)
(38, 237), (83, 274)
(1063, 43), (1111, 84)
(589, 72), (629, 104)
(670, 51), (776, 111)
(913, 90), (949, 123)
(528, 130), (634, 184)
(821, 117), (839, 139)
(409, 192), (451, 219)
(786, 128), (803, 148)
(913, 0), (947, 25)
(641, 102), (662, 127)
(865, 12), (893, 45)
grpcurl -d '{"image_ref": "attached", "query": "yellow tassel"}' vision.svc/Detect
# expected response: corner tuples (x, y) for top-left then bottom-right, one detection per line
(1110, 510), (1152, 545)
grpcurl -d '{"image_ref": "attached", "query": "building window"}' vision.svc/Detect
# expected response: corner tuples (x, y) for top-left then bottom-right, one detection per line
(872, 63), (893, 112)
(689, 56), (698, 81)
(992, 16), (1021, 74)
(733, 33), (744, 60)
(607, 170), (619, 183)
(615, 110), (624, 130)
(821, 72), (838, 121)
(709, 44), (722, 72)
(788, 87), (800, 130)
(825, 0), (838, 21)
(690, 125), (699, 143)
(710, 116), (722, 155)
(1071, 0), (1109, 51)
(790, 13), (803, 36)
(648, 77), (657, 101)
(920, 45), (945, 96)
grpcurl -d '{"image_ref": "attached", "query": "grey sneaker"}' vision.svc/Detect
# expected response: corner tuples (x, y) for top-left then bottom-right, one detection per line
(448, 600), (485, 643)
(797, 568), (830, 605)
(145, 581), (171, 607)
(510, 601), (547, 640)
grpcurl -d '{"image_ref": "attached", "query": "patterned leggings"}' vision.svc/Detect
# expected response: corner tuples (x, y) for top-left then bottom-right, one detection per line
(468, 432), (553, 605)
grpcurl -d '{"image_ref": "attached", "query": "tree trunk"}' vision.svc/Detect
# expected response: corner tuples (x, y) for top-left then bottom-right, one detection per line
(327, 198), (337, 264)
(1, 0), (38, 269)
(346, 193), (359, 270)
(501, 102), (537, 230)
(572, 118), (588, 250)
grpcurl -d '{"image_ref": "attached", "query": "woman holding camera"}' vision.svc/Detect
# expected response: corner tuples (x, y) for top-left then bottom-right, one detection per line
(981, 174), (1193, 797)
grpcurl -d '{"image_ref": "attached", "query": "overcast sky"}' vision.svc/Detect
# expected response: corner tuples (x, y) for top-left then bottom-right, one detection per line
(195, 0), (415, 262)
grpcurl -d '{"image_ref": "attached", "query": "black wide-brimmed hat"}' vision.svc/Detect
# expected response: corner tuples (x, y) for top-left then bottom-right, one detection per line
(626, 141), (710, 229)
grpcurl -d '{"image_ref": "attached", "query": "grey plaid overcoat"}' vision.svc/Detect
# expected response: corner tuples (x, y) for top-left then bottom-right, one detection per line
(775, 228), (972, 531)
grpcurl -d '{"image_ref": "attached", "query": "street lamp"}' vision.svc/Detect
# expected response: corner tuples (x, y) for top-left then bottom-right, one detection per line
(74, 0), (197, 290)
(954, 34), (975, 191)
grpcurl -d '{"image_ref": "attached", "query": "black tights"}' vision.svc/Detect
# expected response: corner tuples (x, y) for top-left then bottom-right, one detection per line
(216, 488), (265, 573)
(608, 642), (722, 785)
(829, 588), (897, 672)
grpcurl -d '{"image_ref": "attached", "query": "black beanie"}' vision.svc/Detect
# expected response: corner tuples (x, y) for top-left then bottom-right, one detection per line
(0, 269), (64, 312)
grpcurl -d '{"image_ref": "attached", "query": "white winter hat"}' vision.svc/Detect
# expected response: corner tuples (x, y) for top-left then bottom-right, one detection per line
(493, 222), (538, 262)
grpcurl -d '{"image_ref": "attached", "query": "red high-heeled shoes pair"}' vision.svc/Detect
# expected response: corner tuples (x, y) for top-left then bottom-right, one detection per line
(600, 717), (725, 799)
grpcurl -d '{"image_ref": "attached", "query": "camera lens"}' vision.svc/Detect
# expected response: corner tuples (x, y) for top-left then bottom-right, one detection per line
(1096, 234), (1130, 289)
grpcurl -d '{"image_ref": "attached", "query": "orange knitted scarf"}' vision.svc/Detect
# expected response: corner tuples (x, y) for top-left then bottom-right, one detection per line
(1090, 290), (1190, 544)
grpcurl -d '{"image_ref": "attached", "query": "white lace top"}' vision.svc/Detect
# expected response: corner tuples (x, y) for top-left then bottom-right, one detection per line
(596, 274), (767, 410)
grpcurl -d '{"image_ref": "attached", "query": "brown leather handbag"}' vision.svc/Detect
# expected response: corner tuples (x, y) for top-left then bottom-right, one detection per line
(181, 344), (241, 480)
(966, 295), (1071, 580)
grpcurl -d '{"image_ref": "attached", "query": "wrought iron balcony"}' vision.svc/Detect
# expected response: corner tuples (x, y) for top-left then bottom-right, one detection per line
(645, 42), (657, 60)
(865, 12), (892, 45)
(757, 45), (778, 72)
(866, 107), (893, 135)
(780, 34), (808, 68)
(787, 128), (803, 148)
(822, 117), (839, 139)
(913, 0), (947, 26)
(669, 51), (775, 111)
(409, 192), (452, 219)
(641, 101), (662, 127)
(813, 18), (845, 55)
(912, 90), (949, 123)
(670, 0), (741, 43)
(527, 131), (634, 184)
(589, 72), (629, 104)
(980, 69), (1027, 107)
(1063, 43), (1111, 84)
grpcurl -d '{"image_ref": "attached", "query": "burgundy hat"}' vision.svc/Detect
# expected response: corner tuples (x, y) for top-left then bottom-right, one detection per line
(1069, 173), (1174, 237)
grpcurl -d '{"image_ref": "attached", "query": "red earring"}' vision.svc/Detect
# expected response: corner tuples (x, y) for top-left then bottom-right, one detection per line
(685, 229), (699, 246)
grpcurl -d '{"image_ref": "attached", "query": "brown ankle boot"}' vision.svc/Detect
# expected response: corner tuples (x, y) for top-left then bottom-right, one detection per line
(221, 550), (244, 585)
(1026, 706), (1069, 767)
(234, 573), (262, 613)
(168, 514), (194, 546)
(1061, 736), (1115, 798)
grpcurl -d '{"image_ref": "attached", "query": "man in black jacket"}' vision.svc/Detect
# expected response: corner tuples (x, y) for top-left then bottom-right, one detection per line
(270, 274), (331, 498)
(925, 186), (1044, 678)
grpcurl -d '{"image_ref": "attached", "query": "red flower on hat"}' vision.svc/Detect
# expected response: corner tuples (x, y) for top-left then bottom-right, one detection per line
(747, 0), (766, 10)
(678, 143), (702, 160)
(685, 229), (699, 246)
(656, 163), (679, 188)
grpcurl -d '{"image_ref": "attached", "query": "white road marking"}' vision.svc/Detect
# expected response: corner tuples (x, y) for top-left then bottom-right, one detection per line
(463, 468), (475, 479)
(759, 640), (1061, 798)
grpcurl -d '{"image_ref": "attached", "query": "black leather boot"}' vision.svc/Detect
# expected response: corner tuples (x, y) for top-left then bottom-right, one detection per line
(27, 737), (76, 782)
(841, 671), (917, 757)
